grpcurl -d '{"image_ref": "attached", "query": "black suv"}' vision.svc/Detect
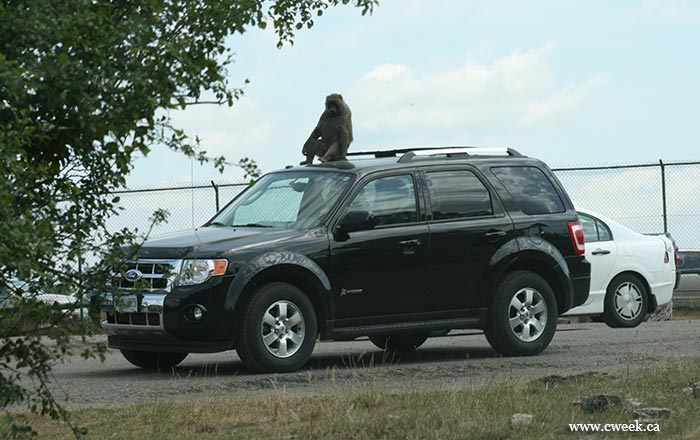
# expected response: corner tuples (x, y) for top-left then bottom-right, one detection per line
(100, 147), (591, 372)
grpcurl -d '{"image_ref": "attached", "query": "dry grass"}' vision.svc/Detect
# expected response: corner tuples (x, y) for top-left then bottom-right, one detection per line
(4, 359), (700, 439)
(673, 297), (700, 320)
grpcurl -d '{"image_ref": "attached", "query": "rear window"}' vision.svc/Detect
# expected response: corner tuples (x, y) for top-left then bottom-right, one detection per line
(425, 171), (492, 220)
(491, 166), (565, 215)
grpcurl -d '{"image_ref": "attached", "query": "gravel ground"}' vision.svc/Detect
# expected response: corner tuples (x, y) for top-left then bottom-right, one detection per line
(40, 320), (700, 407)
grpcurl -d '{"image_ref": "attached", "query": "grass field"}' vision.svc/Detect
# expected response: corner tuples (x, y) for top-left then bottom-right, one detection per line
(4, 359), (700, 439)
(673, 297), (700, 320)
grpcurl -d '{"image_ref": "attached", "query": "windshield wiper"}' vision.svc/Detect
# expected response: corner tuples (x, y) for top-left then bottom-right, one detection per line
(207, 222), (230, 227)
(231, 223), (272, 228)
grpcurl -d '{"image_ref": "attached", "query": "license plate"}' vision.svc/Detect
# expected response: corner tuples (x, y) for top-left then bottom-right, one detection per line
(114, 295), (138, 313)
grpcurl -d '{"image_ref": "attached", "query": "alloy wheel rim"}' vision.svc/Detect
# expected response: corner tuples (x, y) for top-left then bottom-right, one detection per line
(614, 282), (643, 320)
(261, 300), (305, 358)
(508, 287), (548, 342)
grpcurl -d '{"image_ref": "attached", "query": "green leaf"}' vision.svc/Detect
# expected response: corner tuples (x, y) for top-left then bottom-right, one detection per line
(0, 0), (378, 433)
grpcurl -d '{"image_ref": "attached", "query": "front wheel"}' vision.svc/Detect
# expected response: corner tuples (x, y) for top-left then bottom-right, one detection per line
(603, 274), (648, 328)
(120, 350), (188, 370)
(484, 270), (557, 356)
(236, 282), (318, 373)
(369, 333), (428, 352)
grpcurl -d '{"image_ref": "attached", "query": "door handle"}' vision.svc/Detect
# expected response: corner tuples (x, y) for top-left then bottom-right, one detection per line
(398, 239), (422, 247)
(485, 230), (507, 238)
(592, 249), (611, 255)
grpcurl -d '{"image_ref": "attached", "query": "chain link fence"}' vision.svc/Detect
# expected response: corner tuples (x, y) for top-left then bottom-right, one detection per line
(104, 160), (700, 252)
(553, 161), (700, 249)
(105, 181), (250, 239)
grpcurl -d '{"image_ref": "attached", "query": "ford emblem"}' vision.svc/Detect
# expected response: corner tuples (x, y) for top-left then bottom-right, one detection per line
(124, 269), (143, 283)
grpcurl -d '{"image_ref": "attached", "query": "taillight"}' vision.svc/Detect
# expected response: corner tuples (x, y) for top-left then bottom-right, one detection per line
(674, 244), (680, 266)
(568, 221), (585, 255)
(664, 252), (669, 264)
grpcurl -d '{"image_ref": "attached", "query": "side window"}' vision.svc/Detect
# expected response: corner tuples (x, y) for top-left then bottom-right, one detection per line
(491, 166), (565, 215)
(425, 171), (492, 220)
(347, 175), (417, 226)
(579, 214), (599, 242)
(597, 219), (612, 241)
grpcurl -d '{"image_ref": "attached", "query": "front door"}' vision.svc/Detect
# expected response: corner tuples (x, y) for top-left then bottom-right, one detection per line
(328, 173), (429, 320)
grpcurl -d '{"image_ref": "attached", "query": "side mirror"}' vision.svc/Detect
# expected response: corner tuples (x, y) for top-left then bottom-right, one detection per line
(336, 210), (374, 234)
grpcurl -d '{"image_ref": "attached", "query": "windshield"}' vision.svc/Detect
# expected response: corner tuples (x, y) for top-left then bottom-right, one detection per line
(209, 171), (354, 229)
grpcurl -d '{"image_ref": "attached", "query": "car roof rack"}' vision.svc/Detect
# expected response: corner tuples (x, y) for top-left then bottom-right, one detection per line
(346, 146), (523, 162)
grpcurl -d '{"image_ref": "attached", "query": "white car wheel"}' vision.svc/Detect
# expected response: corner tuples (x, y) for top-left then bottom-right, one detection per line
(603, 274), (648, 328)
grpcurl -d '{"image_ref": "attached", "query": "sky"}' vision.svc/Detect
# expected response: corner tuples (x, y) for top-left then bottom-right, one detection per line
(125, 0), (700, 188)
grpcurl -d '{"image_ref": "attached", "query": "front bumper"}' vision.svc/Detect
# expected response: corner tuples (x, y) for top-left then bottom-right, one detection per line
(99, 275), (236, 353)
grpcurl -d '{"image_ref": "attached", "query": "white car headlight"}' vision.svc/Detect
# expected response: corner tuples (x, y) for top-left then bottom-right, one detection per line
(178, 259), (228, 286)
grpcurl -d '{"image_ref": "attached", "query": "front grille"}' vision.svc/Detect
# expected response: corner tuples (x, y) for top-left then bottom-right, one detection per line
(115, 259), (179, 291)
(106, 311), (161, 327)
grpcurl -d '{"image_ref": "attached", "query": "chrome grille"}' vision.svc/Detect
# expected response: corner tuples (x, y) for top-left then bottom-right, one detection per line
(115, 259), (180, 292)
(100, 292), (167, 334)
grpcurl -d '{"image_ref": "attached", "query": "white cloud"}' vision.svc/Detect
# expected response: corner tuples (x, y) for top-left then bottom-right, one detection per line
(349, 42), (603, 133)
(169, 98), (274, 157)
(362, 64), (412, 82)
(494, 42), (555, 95)
(520, 76), (606, 125)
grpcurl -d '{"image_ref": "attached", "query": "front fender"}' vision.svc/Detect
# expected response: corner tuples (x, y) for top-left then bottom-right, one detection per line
(224, 251), (331, 326)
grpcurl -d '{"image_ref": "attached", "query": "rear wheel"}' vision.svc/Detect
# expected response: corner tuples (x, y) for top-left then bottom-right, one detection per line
(603, 274), (648, 328)
(120, 350), (188, 370)
(369, 333), (428, 352)
(236, 282), (317, 373)
(484, 270), (557, 356)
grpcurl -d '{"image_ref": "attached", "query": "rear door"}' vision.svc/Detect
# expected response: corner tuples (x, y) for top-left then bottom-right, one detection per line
(579, 212), (617, 295)
(421, 167), (514, 310)
(489, 165), (577, 257)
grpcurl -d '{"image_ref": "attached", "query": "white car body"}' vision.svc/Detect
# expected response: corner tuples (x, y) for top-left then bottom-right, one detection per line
(0, 280), (83, 314)
(563, 207), (676, 317)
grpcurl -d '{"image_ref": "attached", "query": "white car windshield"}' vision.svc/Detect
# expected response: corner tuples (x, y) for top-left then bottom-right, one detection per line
(209, 171), (354, 229)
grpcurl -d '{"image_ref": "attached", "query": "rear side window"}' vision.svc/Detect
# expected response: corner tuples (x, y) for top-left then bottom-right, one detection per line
(580, 214), (598, 242)
(425, 171), (492, 220)
(579, 213), (613, 242)
(491, 166), (565, 215)
(598, 220), (612, 241)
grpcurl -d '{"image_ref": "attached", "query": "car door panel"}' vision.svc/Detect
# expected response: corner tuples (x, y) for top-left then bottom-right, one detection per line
(328, 172), (430, 319)
(421, 167), (513, 310)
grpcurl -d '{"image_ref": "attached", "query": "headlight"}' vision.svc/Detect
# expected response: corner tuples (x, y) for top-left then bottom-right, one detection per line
(178, 259), (228, 286)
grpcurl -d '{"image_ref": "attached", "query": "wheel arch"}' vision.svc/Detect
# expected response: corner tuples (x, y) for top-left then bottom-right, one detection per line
(608, 270), (656, 313)
(226, 259), (331, 338)
(489, 252), (572, 314)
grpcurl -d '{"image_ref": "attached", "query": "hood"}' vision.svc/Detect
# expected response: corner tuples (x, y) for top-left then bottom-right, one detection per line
(132, 226), (308, 259)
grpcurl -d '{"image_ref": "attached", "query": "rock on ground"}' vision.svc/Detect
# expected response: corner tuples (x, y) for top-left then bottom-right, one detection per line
(648, 301), (673, 321)
(510, 413), (534, 429)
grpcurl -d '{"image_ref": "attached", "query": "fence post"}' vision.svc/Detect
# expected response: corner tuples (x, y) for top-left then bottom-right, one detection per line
(659, 159), (668, 233)
(211, 180), (220, 212)
(78, 224), (84, 322)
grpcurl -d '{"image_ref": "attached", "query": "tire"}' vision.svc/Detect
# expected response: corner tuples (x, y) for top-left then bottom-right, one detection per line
(603, 274), (648, 328)
(120, 350), (188, 370)
(369, 333), (428, 352)
(484, 270), (557, 356)
(236, 282), (317, 373)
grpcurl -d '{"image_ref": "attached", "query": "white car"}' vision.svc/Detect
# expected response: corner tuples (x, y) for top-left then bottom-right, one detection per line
(563, 207), (676, 327)
(0, 279), (83, 314)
